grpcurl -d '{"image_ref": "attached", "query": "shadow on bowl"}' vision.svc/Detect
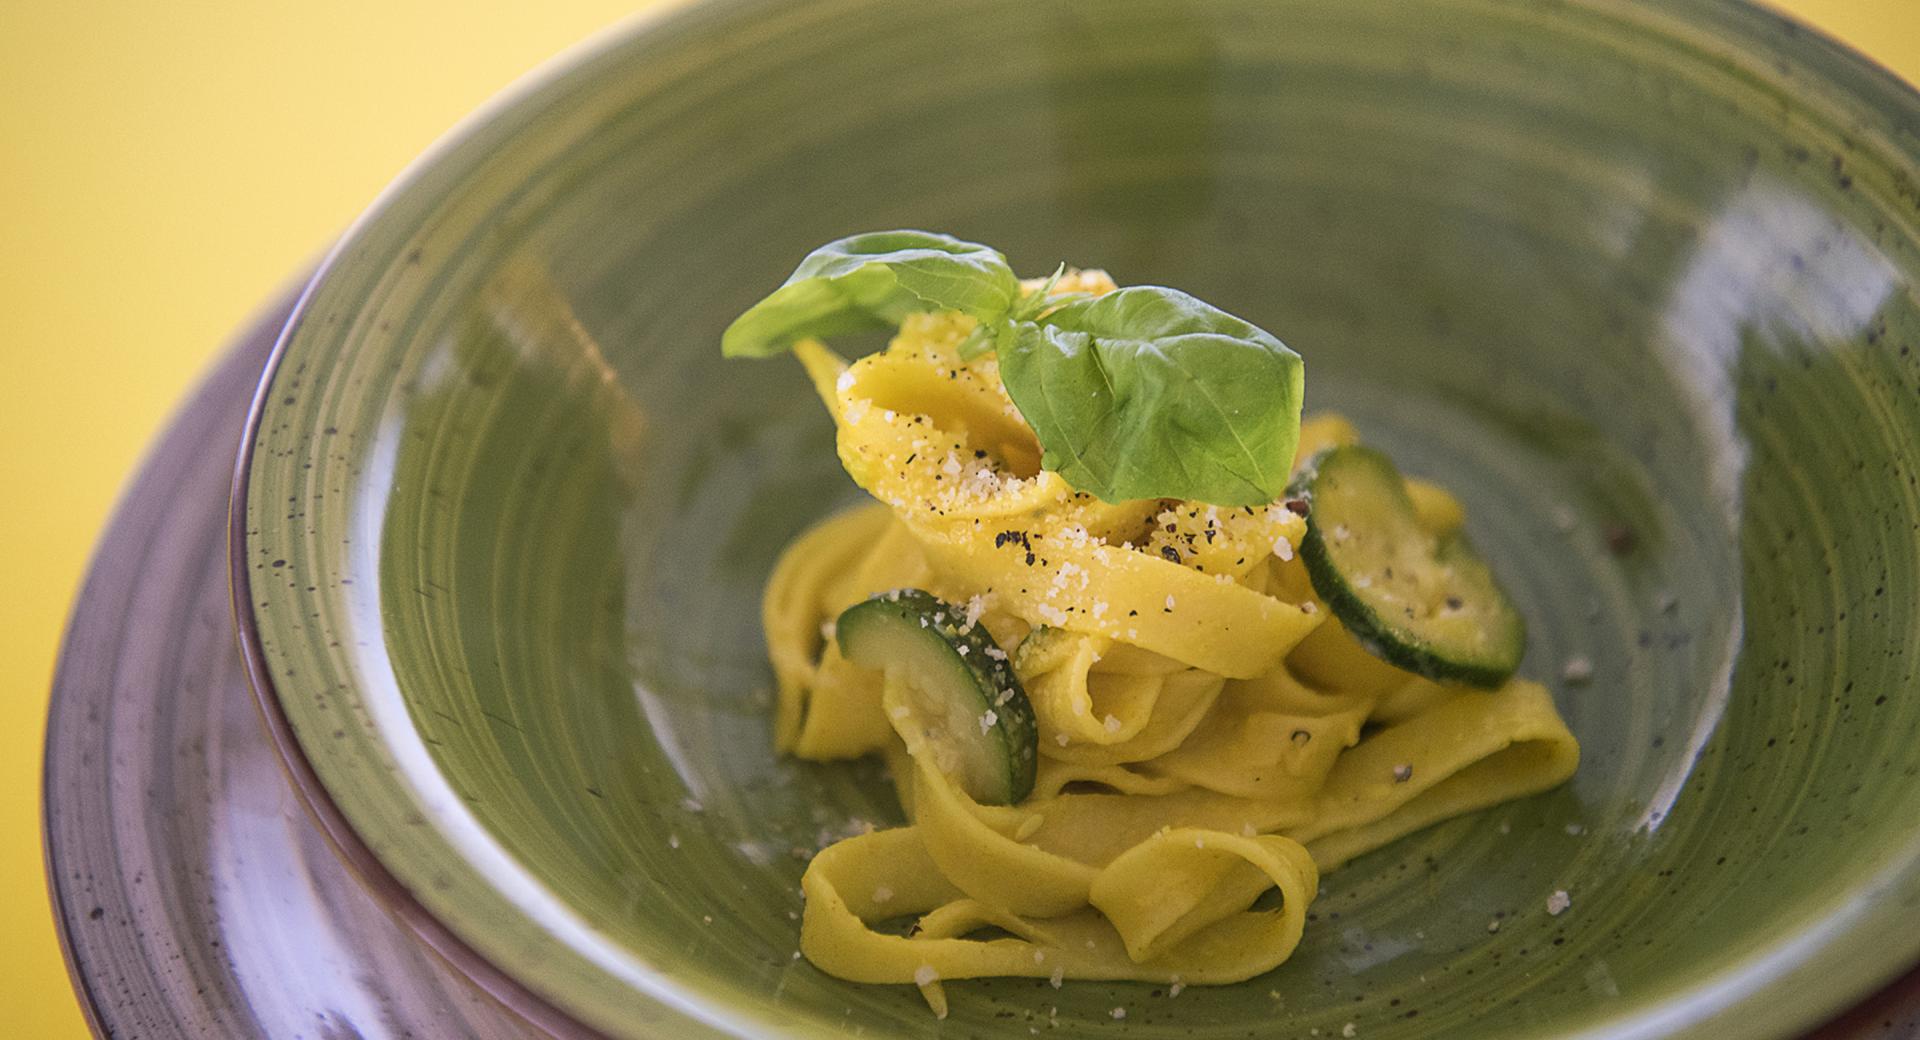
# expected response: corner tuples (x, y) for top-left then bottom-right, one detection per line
(235, 0), (1920, 1036)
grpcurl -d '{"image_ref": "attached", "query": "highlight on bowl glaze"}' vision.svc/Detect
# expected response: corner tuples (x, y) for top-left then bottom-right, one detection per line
(234, 0), (1920, 1037)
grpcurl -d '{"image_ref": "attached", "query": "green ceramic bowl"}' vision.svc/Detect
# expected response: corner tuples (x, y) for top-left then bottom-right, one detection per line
(234, 0), (1920, 1036)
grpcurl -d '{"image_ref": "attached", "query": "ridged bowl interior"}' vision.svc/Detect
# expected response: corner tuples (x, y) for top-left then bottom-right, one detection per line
(239, 0), (1920, 1036)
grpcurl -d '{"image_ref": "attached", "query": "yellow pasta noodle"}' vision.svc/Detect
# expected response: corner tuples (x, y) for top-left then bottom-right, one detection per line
(765, 296), (1579, 1014)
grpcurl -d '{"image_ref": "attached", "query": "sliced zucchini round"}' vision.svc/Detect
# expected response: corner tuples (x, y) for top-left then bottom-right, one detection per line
(1290, 446), (1525, 688)
(836, 589), (1037, 804)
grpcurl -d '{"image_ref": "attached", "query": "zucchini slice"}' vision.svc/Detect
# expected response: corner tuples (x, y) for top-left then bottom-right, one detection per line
(836, 589), (1037, 804)
(1291, 446), (1525, 688)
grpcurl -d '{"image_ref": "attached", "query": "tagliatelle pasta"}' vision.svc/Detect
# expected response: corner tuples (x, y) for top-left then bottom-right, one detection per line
(763, 285), (1579, 1014)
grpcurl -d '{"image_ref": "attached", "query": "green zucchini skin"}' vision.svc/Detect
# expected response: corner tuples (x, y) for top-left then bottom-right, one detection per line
(836, 589), (1038, 804)
(1290, 446), (1526, 689)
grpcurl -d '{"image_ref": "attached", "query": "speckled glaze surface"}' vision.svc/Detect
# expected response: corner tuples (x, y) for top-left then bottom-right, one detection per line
(44, 298), (546, 1039)
(39, 290), (1918, 1040)
(235, 0), (1920, 1037)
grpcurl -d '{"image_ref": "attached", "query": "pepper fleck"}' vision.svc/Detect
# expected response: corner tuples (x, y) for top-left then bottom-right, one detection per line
(1604, 524), (1637, 555)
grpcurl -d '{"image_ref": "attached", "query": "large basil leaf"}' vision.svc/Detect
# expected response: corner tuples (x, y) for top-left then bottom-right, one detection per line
(998, 286), (1304, 506)
(721, 230), (1021, 357)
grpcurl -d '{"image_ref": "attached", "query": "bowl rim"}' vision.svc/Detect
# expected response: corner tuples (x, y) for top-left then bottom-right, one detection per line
(227, 5), (700, 1036)
(230, 1), (1920, 1037)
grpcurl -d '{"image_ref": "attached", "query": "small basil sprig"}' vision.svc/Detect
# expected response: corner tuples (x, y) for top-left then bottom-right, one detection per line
(721, 230), (1023, 358)
(722, 231), (1304, 507)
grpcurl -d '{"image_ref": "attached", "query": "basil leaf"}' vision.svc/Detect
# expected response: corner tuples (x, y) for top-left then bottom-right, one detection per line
(721, 230), (1022, 357)
(998, 286), (1304, 506)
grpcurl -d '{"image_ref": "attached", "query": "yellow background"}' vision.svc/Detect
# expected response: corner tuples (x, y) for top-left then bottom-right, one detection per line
(0, 1), (1913, 1035)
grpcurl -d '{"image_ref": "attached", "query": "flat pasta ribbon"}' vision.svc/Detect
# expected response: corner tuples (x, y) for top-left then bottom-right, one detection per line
(799, 822), (1319, 1018)
(767, 311), (1580, 1014)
